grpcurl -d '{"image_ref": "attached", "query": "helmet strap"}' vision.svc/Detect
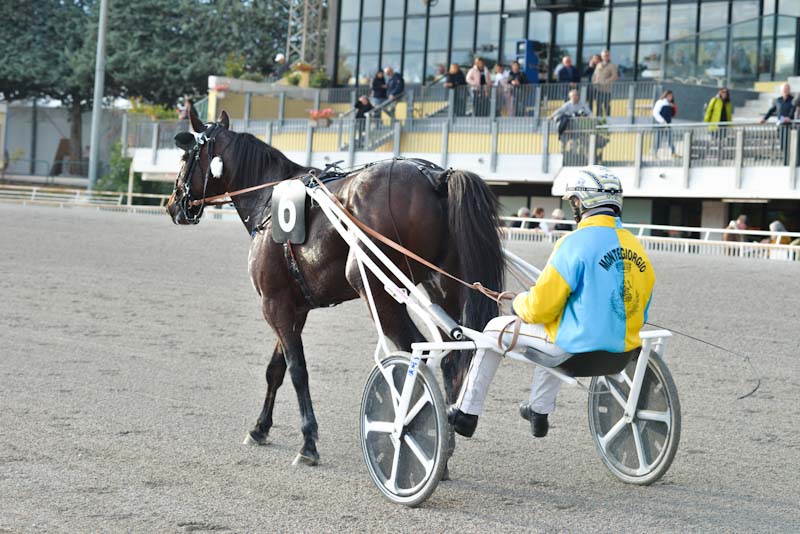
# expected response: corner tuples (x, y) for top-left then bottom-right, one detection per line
(569, 196), (582, 223)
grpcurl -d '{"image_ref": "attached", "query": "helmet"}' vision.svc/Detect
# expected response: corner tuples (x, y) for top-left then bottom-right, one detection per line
(562, 166), (623, 216)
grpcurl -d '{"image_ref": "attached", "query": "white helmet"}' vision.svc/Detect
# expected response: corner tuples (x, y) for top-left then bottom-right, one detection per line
(562, 166), (623, 217)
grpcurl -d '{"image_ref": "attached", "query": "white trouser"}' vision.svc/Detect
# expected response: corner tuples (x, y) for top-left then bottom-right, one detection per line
(456, 316), (564, 416)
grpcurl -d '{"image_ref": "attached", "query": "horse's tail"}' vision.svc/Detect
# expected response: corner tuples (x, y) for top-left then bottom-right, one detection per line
(446, 170), (505, 331)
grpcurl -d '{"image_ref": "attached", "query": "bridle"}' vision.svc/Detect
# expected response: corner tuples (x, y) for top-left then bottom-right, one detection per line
(171, 122), (226, 224)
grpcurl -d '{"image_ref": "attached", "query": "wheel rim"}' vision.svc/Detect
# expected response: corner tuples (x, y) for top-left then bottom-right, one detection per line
(591, 359), (674, 479)
(362, 361), (440, 497)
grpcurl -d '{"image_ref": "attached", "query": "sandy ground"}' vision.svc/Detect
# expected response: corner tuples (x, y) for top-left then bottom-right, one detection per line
(1, 203), (799, 533)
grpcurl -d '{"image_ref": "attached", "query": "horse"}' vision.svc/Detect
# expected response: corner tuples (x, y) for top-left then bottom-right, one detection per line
(166, 109), (505, 467)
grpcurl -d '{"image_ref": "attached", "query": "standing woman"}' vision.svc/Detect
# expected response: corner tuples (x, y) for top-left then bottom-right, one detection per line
(652, 90), (677, 156)
(703, 87), (732, 163)
(371, 70), (387, 107)
(466, 57), (491, 117)
(444, 63), (467, 116)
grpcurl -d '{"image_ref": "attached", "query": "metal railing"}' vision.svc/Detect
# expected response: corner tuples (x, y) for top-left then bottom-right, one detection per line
(0, 184), (172, 207)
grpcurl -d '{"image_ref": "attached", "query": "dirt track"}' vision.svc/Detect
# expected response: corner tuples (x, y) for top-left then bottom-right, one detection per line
(1, 203), (799, 533)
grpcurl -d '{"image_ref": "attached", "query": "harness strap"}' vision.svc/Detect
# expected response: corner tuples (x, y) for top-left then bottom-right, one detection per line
(283, 242), (320, 308)
(498, 316), (523, 356)
(190, 178), (285, 207)
(309, 174), (512, 306)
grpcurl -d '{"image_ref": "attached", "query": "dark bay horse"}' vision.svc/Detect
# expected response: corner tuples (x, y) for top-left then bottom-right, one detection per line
(167, 110), (504, 467)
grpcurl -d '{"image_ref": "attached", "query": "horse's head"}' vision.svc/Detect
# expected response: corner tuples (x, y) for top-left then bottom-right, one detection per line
(167, 109), (235, 224)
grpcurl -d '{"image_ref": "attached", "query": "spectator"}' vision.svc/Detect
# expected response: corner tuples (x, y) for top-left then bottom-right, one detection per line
(371, 70), (387, 107)
(512, 207), (531, 228)
(554, 55), (580, 84)
(763, 220), (792, 245)
(583, 54), (601, 112)
(592, 49), (619, 117)
(354, 94), (374, 119)
(760, 83), (798, 165)
(703, 87), (732, 124)
(274, 53), (289, 78)
(550, 89), (592, 138)
(552, 208), (572, 231)
(444, 63), (467, 116)
(652, 90), (677, 157)
(494, 63), (509, 116)
(507, 60), (530, 117)
(531, 206), (546, 231)
(384, 66), (405, 118)
(467, 57), (492, 117)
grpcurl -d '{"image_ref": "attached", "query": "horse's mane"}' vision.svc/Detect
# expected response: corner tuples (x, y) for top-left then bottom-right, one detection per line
(228, 132), (306, 188)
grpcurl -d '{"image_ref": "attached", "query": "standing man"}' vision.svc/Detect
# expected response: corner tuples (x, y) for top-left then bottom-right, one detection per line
(592, 50), (619, 117)
(554, 56), (580, 84)
(384, 66), (405, 118)
(760, 83), (798, 165)
(507, 60), (530, 117)
(449, 166), (655, 439)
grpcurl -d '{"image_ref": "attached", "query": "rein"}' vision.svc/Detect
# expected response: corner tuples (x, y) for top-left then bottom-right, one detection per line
(309, 174), (512, 307)
(189, 179), (284, 207)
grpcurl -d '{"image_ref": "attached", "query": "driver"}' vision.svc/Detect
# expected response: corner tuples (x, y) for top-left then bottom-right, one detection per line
(449, 166), (655, 438)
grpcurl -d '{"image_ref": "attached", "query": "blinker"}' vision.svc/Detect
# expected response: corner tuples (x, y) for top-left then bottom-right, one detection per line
(174, 131), (195, 151)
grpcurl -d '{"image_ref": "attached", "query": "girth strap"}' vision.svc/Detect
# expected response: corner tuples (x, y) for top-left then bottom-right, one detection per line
(283, 242), (320, 309)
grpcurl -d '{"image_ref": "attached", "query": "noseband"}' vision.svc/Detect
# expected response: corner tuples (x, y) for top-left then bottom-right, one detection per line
(172, 122), (225, 224)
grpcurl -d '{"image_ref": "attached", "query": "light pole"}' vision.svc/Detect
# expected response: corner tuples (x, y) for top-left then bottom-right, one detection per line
(87, 0), (109, 191)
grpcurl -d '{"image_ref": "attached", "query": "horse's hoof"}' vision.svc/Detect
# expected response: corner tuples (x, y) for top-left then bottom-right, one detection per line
(292, 453), (319, 466)
(243, 430), (268, 446)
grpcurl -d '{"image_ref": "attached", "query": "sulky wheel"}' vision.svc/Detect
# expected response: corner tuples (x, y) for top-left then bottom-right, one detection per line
(359, 352), (447, 507)
(587, 352), (681, 485)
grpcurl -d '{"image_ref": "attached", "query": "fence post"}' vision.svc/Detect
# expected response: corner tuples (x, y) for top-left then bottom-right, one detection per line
(634, 131), (643, 187)
(734, 129), (744, 189)
(348, 120), (356, 167)
(150, 122), (159, 165)
(120, 112), (128, 156)
(627, 85), (636, 125)
(533, 85), (542, 124)
(588, 134), (597, 165)
(265, 121), (273, 145)
(541, 119), (550, 174)
(579, 84), (587, 103)
(364, 115), (372, 148)
(489, 86), (497, 121)
(682, 131), (692, 188)
(441, 121), (449, 168)
(490, 120), (499, 172)
(313, 90), (321, 114)
(789, 128), (798, 189)
(336, 119), (344, 150)
(305, 123), (314, 167)
(447, 89), (455, 125)
(278, 92), (286, 124)
(406, 88), (415, 123)
(393, 120), (402, 158)
(244, 92), (252, 129)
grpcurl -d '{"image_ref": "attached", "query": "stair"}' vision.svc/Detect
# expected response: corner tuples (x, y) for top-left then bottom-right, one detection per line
(735, 76), (800, 121)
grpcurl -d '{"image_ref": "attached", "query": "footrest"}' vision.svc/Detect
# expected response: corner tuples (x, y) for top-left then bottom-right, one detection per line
(522, 346), (573, 368)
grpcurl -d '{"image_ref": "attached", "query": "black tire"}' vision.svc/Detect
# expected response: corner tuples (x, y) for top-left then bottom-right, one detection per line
(587, 352), (681, 485)
(359, 353), (448, 507)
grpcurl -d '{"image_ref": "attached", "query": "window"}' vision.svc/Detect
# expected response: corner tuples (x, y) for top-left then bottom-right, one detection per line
(430, 0), (451, 15)
(610, 44), (635, 80)
(408, 0), (427, 15)
(381, 53), (402, 71)
(583, 8), (608, 45)
(452, 13), (475, 50)
(478, 0), (501, 12)
(639, 5), (667, 42)
(361, 20), (380, 55)
(358, 54), (380, 85)
(338, 54), (357, 85)
(610, 7), (637, 42)
(405, 17), (426, 51)
(556, 12), (578, 46)
(383, 19), (403, 52)
(404, 52), (425, 84)
(385, 0), (405, 17)
(339, 21), (359, 56)
(476, 13), (501, 56)
(699, 2), (729, 32)
(637, 43), (663, 80)
(731, 1), (758, 24)
(670, 3), (698, 39)
(426, 51), (449, 82)
(502, 13), (526, 64)
(428, 16), (450, 51)
(778, 1), (800, 17)
(528, 10), (551, 43)
(362, 0), (381, 18)
(340, 0), (360, 21)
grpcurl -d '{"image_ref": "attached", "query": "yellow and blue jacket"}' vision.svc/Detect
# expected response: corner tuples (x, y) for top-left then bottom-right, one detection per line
(512, 214), (655, 353)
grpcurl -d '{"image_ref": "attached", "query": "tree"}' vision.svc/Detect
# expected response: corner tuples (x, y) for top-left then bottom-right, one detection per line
(0, 1), (97, 171)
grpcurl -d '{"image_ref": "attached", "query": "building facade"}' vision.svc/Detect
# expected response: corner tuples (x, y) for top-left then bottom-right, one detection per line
(326, 0), (800, 88)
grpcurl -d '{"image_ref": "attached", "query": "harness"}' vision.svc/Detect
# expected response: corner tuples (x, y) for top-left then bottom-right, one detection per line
(171, 123), (227, 224)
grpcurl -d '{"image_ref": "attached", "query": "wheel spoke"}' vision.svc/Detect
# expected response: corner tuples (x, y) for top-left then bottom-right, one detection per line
(364, 419), (395, 435)
(599, 376), (628, 408)
(598, 417), (627, 451)
(378, 364), (401, 408)
(631, 422), (651, 474)
(384, 437), (402, 493)
(403, 390), (432, 426)
(403, 433), (434, 477)
(636, 409), (671, 425)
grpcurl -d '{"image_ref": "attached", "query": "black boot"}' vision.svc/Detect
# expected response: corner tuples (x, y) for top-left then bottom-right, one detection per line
(447, 406), (478, 438)
(519, 402), (549, 438)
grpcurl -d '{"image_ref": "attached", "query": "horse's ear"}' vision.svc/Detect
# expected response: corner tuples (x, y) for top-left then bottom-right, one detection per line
(218, 110), (230, 130)
(189, 105), (205, 133)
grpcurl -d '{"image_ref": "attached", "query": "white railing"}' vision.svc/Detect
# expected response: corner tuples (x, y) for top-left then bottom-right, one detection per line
(502, 217), (800, 261)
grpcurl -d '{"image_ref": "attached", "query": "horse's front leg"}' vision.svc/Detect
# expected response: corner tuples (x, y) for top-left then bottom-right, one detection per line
(244, 342), (287, 446)
(282, 331), (319, 466)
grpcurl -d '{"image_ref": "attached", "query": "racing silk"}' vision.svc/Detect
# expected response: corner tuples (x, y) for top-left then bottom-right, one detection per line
(512, 214), (655, 353)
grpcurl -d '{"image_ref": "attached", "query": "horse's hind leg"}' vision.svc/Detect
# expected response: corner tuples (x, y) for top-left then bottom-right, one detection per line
(244, 342), (288, 446)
